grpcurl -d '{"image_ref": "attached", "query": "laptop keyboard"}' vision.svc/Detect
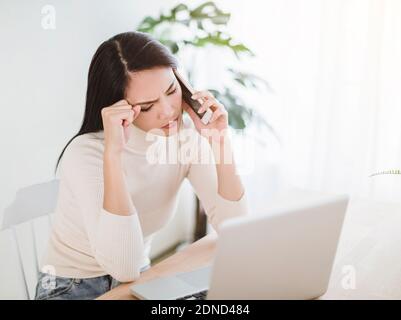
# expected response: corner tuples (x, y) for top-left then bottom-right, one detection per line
(176, 290), (208, 300)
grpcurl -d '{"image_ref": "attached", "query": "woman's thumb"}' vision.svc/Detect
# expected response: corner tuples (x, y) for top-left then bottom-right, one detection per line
(132, 105), (141, 120)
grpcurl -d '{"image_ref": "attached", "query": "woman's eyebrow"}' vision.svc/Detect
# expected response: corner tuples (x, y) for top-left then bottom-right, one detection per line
(132, 78), (176, 106)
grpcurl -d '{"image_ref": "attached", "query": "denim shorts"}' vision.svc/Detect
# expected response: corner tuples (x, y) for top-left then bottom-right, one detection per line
(34, 264), (151, 300)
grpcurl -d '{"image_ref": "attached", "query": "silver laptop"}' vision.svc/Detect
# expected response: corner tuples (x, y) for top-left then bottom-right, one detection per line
(130, 190), (349, 300)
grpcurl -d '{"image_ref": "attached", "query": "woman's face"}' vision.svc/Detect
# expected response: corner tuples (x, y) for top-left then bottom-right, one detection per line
(125, 66), (183, 136)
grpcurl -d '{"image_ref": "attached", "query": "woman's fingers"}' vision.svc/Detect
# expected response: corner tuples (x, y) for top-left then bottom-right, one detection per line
(198, 99), (216, 114)
(110, 110), (133, 118)
(106, 109), (135, 126)
(123, 106), (141, 127)
(124, 110), (135, 127)
(132, 105), (141, 120)
(183, 102), (204, 127)
(102, 102), (141, 122)
(191, 91), (226, 115)
(101, 105), (131, 118)
(185, 90), (228, 132)
(102, 99), (132, 115)
(198, 97), (226, 122)
(113, 99), (131, 107)
(191, 90), (214, 100)
(209, 107), (227, 123)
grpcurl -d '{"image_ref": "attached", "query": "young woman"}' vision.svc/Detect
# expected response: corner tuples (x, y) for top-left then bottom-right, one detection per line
(35, 31), (248, 300)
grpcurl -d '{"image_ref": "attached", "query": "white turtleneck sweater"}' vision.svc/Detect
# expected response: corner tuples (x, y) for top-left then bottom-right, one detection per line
(41, 118), (248, 282)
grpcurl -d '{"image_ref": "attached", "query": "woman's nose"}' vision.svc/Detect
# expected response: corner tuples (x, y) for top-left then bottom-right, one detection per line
(158, 101), (175, 120)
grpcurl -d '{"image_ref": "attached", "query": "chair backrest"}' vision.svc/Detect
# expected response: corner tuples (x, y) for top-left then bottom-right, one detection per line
(0, 179), (59, 300)
(2, 179), (59, 229)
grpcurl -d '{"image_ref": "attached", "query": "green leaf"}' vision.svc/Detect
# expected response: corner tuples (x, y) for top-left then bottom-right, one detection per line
(210, 13), (230, 25)
(159, 39), (179, 54)
(190, 1), (231, 26)
(228, 68), (272, 92)
(171, 3), (188, 17)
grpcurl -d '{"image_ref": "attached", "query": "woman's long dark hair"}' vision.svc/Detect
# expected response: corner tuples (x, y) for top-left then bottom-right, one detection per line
(55, 31), (178, 173)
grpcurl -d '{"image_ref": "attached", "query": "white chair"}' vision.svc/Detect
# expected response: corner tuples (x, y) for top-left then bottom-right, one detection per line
(0, 179), (59, 300)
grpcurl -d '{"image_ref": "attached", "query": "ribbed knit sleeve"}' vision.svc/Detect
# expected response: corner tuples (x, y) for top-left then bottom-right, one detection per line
(186, 134), (249, 234)
(59, 137), (145, 282)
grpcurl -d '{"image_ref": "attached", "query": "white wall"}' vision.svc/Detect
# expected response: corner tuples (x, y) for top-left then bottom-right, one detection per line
(0, 0), (178, 224)
(217, 0), (401, 204)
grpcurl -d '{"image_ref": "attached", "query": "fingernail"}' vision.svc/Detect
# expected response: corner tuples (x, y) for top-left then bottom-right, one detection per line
(191, 94), (196, 99)
(197, 108), (203, 114)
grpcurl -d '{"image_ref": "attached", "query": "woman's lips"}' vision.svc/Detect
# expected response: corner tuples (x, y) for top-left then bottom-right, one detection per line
(161, 116), (179, 129)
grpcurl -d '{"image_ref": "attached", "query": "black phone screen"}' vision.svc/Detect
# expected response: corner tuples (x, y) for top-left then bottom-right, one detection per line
(176, 77), (207, 119)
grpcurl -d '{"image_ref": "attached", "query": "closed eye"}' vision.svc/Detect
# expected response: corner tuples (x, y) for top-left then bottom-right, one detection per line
(141, 88), (177, 112)
(168, 87), (177, 95)
(141, 105), (153, 112)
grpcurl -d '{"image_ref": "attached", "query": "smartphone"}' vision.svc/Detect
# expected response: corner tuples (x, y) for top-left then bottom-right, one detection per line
(174, 69), (213, 125)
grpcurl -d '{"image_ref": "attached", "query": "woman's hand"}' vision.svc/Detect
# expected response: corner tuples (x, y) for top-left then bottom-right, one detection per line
(183, 90), (229, 143)
(101, 99), (141, 155)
